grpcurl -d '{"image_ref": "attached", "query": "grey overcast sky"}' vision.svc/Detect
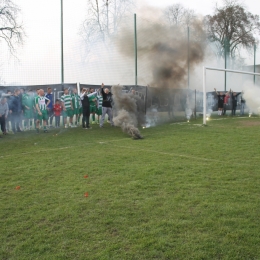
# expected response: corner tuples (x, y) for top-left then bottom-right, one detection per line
(148, 0), (258, 15)
(1, 0), (259, 86)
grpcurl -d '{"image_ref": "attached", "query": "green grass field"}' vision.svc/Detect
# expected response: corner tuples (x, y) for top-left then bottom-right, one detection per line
(1, 116), (260, 260)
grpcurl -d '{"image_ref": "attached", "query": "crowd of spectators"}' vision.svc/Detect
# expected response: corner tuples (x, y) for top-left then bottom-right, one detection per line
(214, 88), (245, 116)
(0, 85), (249, 138)
(0, 83), (114, 137)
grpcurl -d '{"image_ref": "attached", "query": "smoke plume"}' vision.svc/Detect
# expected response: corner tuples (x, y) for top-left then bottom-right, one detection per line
(112, 85), (144, 139)
(243, 82), (260, 113)
(117, 13), (206, 90)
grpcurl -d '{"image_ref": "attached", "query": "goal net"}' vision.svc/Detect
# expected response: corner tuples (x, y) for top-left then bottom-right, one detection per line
(203, 67), (260, 125)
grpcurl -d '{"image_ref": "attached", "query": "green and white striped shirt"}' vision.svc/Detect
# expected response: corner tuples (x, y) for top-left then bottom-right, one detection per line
(97, 95), (103, 108)
(35, 96), (49, 111)
(61, 94), (72, 109)
(71, 94), (80, 109)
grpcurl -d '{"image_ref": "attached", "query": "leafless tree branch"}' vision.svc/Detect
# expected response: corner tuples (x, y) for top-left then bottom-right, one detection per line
(0, 0), (24, 56)
(80, 0), (135, 55)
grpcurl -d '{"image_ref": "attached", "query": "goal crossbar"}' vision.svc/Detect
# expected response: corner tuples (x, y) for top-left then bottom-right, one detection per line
(203, 66), (260, 125)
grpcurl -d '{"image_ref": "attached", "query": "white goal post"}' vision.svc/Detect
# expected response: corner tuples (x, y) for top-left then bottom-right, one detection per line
(203, 66), (260, 125)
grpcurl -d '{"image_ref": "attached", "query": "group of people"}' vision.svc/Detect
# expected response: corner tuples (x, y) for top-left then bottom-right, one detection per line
(214, 88), (246, 116)
(0, 83), (114, 137)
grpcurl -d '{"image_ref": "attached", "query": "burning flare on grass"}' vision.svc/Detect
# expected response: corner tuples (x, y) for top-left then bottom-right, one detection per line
(112, 85), (144, 139)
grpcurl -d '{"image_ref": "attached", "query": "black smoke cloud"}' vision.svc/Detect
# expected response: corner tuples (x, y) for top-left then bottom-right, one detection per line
(117, 18), (206, 90)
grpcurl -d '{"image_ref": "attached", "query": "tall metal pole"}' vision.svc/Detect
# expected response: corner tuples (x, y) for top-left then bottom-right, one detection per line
(134, 14), (137, 86)
(187, 26), (190, 89)
(254, 44), (256, 85)
(224, 38), (227, 91)
(61, 0), (64, 84)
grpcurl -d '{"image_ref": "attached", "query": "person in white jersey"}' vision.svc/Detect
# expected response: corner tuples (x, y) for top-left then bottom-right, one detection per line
(35, 89), (50, 133)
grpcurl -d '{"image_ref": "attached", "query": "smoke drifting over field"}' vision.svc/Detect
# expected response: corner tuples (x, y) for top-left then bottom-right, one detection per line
(117, 12), (206, 90)
(243, 82), (260, 113)
(112, 85), (144, 139)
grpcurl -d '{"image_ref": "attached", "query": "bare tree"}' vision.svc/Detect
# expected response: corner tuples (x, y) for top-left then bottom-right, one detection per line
(164, 3), (196, 27)
(204, 0), (260, 61)
(0, 0), (24, 55)
(81, 0), (135, 54)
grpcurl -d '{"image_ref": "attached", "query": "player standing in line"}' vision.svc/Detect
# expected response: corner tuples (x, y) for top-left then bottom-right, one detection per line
(19, 88), (25, 130)
(33, 89), (40, 129)
(23, 89), (35, 130)
(61, 88), (74, 128)
(78, 88), (83, 126)
(71, 87), (80, 127)
(9, 89), (22, 133)
(35, 89), (50, 133)
(45, 87), (54, 127)
(80, 88), (91, 129)
(96, 89), (103, 124)
(89, 88), (98, 124)
(5, 90), (12, 132)
(100, 83), (114, 128)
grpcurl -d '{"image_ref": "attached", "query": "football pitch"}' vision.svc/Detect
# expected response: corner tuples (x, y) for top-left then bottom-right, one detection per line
(1, 116), (260, 259)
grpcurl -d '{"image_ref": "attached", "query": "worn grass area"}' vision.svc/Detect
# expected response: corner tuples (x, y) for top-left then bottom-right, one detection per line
(1, 116), (260, 259)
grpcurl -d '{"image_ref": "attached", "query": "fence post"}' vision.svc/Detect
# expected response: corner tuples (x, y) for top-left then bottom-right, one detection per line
(61, 0), (64, 84)
(134, 14), (137, 87)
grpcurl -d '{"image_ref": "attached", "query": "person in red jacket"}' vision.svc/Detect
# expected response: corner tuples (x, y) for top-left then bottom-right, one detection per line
(223, 90), (230, 115)
(53, 99), (62, 128)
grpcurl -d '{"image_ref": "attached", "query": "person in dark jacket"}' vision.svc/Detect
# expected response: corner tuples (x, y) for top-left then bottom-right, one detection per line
(231, 91), (241, 116)
(80, 88), (91, 129)
(214, 88), (230, 116)
(99, 83), (114, 128)
(45, 87), (54, 127)
(9, 89), (22, 133)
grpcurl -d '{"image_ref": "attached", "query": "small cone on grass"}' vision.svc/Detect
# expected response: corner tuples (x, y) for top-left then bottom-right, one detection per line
(15, 186), (21, 190)
(84, 175), (88, 178)
(84, 192), (89, 197)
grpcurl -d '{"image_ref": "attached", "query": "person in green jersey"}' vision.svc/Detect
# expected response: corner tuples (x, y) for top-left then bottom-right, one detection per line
(22, 89), (34, 130)
(89, 88), (98, 124)
(71, 88), (80, 127)
(61, 88), (74, 128)
(35, 89), (50, 133)
(33, 89), (40, 129)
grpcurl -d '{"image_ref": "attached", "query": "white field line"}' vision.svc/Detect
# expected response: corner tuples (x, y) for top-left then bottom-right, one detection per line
(0, 138), (127, 159)
(1, 140), (257, 166)
(1, 126), (198, 159)
(108, 144), (258, 167)
(110, 144), (220, 163)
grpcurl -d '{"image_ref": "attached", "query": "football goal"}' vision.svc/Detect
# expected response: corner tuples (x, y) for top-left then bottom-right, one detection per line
(202, 66), (260, 125)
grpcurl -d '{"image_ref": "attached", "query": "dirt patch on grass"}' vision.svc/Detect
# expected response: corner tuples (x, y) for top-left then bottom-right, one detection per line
(239, 120), (260, 127)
